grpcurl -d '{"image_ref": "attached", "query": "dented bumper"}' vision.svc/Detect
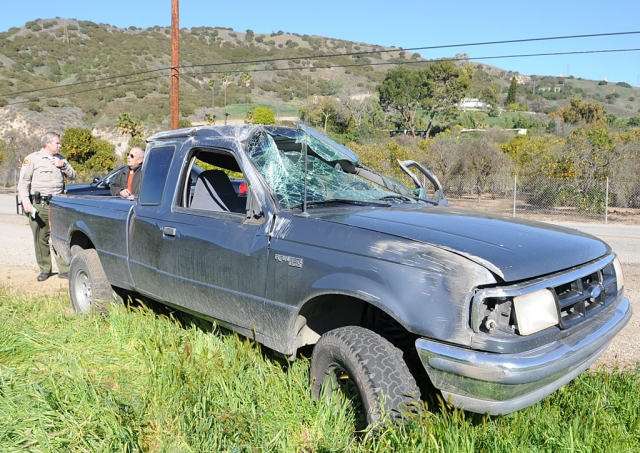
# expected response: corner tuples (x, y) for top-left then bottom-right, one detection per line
(416, 297), (632, 415)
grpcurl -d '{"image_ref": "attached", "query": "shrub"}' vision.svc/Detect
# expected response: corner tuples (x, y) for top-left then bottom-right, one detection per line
(204, 113), (216, 125)
(526, 179), (567, 208)
(46, 99), (59, 107)
(577, 187), (609, 214)
(61, 128), (115, 174)
(598, 80), (608, 85)
(252, 106), (276, 125)
(27, 102), (43, 112)
(616, 82), (632, 88)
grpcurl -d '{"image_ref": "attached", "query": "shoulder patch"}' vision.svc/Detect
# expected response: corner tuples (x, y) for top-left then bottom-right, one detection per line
(23, 159), (30, 166)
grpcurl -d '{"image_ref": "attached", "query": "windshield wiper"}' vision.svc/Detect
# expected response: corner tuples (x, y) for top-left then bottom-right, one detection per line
(379, 194), (439, 205)
(292, 198), (391, 209)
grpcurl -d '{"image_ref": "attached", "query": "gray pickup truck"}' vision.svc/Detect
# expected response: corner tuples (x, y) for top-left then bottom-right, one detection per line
(50, 124), (631, 427)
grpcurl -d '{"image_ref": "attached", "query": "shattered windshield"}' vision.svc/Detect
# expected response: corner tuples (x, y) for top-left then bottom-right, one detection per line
(248, 127), (424, 210)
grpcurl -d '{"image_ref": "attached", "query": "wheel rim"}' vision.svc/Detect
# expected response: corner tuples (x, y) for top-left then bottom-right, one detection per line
(72, 268), (93, 313)
(326, 364), (367, 430)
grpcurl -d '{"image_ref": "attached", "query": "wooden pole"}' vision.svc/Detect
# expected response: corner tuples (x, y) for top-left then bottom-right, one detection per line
(170, 0), (180, 129)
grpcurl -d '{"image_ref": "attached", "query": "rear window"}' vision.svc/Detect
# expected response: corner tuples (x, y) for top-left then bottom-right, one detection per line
(139, 146), (175, 205)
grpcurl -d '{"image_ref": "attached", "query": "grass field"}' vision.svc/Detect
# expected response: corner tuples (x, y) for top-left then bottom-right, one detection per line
(1, 288), (639, 452)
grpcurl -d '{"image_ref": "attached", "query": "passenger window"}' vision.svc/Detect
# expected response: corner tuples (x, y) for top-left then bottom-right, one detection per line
(139, 146), (175, 205)
(177, 148), (248, 215)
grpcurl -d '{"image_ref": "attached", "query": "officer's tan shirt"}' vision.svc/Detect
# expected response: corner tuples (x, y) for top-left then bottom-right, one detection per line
(18, 149), (76, 206)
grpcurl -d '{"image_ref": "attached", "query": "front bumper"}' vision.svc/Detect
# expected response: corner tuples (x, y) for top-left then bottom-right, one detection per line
(416, 297), (632, 415)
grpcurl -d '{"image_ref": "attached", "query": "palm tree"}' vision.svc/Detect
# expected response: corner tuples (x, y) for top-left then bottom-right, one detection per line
(242, 72), (251, 115)
(208, 78), (215, 108)
(220, 73), (232, 124)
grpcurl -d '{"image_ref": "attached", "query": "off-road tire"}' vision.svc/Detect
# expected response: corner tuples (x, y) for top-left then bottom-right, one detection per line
(310, 326), (420, 429)
(69, 248), (119, 314)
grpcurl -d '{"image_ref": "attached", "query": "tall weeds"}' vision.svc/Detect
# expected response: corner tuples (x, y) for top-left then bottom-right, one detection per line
(1, 287), (638, 452)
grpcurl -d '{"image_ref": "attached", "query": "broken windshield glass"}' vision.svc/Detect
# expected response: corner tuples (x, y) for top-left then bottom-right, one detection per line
(295, 122), (359, 164)
(248, 127), (427, 210)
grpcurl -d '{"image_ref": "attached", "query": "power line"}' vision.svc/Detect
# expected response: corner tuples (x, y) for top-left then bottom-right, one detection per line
(3, 29), (640, 99)
(178, 31), (640, 70)
(5, 74), (167, 105)
(182, 48), (640, 78)
(5, 47), (640, 106)
(2, 35), (640, 103)
(398, 31), (640, 54)
(3, 67), (168, 98)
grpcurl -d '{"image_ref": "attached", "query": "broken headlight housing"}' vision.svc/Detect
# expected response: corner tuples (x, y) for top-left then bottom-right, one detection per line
(471, 255), (622, 336)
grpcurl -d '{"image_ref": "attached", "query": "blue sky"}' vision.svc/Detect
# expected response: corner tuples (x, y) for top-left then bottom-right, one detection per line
(1, 0), (639, 86)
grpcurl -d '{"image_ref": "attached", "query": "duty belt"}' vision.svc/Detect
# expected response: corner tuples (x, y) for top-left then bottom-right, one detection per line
(31, 192), (53, 204)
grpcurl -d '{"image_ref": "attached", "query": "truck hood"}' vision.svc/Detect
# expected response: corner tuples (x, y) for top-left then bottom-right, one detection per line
(317, 206), (609, 282)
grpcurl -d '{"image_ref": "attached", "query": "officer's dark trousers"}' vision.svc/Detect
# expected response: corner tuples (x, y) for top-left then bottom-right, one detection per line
(28, 201), (69, 274)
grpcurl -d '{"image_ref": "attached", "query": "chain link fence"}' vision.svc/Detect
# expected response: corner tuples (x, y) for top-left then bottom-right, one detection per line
(443, 175), (640, 225)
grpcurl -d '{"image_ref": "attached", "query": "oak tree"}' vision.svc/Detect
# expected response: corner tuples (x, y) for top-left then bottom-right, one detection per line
(377, 66), (424, 137)
(377, 61), (471, 138)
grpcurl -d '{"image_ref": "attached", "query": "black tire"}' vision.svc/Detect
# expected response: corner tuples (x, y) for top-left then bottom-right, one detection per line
(69, 248), (119, 314)
(310, 326), (420, 430)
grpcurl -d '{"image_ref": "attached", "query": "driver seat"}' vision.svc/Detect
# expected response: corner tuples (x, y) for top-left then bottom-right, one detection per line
(191, 170), (244, 213)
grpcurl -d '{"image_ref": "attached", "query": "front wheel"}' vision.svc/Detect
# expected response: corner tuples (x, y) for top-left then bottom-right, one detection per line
(310, 326), (420, 430)
(69, 248), (120, 314)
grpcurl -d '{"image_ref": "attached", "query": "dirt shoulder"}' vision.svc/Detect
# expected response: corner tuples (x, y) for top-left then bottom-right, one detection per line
(2, 264), (69, 296)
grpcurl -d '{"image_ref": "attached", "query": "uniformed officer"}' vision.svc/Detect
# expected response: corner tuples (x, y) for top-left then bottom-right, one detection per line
(18, 131), (76, 281)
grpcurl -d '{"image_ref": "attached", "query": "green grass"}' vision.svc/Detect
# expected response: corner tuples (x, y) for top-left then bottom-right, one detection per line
(1, 287), (639, 452)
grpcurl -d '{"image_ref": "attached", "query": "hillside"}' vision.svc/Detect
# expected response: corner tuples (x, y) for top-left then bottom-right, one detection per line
(0, 19), (409, 135)
(0, 18), (639, 141)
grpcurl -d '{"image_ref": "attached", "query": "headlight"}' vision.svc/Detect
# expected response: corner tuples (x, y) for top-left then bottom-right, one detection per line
(513, 289), (559, 336)
(613, 257), (624, 294)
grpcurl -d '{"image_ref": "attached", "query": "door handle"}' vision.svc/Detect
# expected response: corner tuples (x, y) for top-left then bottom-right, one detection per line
(162, 226), (177, 237)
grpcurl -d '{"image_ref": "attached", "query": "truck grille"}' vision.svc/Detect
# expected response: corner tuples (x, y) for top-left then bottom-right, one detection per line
(554, 260), (618, 329)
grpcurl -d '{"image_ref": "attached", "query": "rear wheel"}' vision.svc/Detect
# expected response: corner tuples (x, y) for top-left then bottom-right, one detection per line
(69, 248), (120, 314)
(310, 326), (420, 430)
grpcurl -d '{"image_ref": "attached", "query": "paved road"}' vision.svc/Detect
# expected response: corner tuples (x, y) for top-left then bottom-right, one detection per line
(552, 222), (640, 266)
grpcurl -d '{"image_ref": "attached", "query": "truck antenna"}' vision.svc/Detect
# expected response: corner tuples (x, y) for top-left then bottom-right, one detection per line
(300, 137), (310, 217)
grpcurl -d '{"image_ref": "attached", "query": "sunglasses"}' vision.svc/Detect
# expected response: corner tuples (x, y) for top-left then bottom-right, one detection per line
(128, 153), (137, 158)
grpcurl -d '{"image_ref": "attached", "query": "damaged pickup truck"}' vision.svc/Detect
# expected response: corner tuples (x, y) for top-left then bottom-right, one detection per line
(50, 124), (631, 427)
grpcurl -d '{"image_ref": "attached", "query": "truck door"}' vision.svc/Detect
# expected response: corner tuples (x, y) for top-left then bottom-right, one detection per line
(130, 144), (272, 337)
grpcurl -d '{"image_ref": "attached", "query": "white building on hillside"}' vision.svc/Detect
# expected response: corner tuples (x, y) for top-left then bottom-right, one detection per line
(459, 98), (489, 111)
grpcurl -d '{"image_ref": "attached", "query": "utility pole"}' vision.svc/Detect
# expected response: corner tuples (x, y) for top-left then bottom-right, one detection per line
(170, 0), (180, 129)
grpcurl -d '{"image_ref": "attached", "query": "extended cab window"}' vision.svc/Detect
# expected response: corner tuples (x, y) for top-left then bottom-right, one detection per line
(139, 146), (175, 205)
(176, 148), (248, 215)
